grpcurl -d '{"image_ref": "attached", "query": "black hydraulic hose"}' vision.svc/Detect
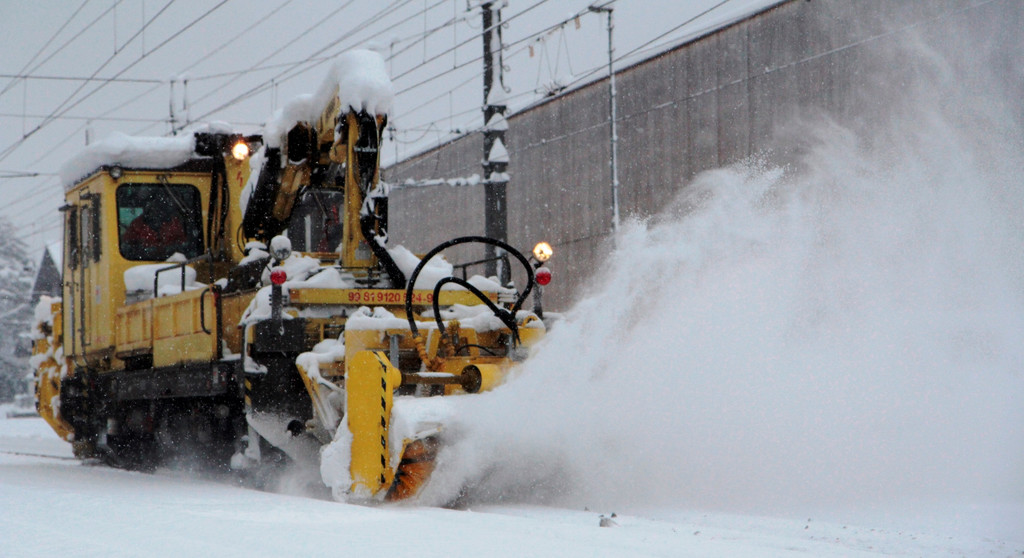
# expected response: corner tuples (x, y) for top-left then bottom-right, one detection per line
(430, 276), (520, 343)
(360, 211), (406, 289)
(241, 147), (283, 241)
(404, 236), (535, 339)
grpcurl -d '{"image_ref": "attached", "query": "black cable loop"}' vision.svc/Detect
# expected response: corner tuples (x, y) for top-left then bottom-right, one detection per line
(404, 236), (534, 340)
(431, 276), (519, 344)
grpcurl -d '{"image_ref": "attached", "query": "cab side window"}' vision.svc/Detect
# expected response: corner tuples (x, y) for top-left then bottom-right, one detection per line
(117, 184), (204, 261)
(65, 207), (79, 270)
(287, 190), (345, 252)
(80, 196), (101, 265)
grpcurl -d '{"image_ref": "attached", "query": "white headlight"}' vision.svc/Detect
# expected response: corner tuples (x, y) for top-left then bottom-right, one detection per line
(231, 141), (250, 160)
(270, 235), (292, 261)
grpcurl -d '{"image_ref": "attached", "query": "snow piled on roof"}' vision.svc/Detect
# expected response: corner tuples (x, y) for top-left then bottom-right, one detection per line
(265, 49), (393, 148)
(59, 132), (196, 190)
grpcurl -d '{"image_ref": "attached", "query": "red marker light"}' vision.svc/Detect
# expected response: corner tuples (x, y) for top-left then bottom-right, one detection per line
(270, 269), (287, 285)
(535, 267), (552, 286)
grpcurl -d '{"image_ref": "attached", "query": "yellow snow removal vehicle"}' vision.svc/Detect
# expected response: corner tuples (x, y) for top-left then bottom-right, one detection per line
(30, 50), (552, 502)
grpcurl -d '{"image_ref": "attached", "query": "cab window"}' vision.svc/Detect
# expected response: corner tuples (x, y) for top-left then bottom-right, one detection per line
(117, 184), (204, 261)
(287, 190), (345, 252)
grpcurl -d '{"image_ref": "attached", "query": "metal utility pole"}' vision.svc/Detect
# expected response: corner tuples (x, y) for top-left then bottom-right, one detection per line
(590, 4), (620, 237)
(481, 1), (510, 284)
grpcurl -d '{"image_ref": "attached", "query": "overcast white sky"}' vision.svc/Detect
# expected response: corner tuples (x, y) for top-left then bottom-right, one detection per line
(0, 0), (774, 259)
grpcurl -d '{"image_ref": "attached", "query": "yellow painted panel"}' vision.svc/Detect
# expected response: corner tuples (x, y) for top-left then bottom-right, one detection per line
(154, 333), (216, 367)
(115, 301), (153, 353)
(289, 288), (495, 306)
(346, 350), (401, 498)
(151, 289), (217, 366)
(218, 291), (254, 355)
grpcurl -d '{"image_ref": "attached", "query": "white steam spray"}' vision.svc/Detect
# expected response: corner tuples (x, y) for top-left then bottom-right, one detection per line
(419, 32), (1024, 517)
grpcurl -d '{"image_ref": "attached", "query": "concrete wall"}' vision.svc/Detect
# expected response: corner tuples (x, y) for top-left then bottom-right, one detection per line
(385, 0), (1023, 310)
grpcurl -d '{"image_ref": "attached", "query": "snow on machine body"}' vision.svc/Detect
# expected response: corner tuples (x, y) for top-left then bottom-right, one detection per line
(31, 50), (551, 502)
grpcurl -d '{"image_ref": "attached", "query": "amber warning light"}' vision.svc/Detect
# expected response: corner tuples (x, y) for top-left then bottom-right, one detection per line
(532, 241), (553, 263)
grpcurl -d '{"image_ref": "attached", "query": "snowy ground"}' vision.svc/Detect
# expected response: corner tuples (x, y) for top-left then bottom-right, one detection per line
(0, 411), (1019, 557)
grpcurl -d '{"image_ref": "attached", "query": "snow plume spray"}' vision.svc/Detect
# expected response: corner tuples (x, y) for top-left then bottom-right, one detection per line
(420, 25), (1024, 519)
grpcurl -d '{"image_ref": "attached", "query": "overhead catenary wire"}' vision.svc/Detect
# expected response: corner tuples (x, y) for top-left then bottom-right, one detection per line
(0, 77), (170, 216)
(390, 0), (554, 83)
(18, 220), (63, 241)
(6, 2), (730, 209)
(183, 0), (462, 85)
(0, 74), (164, 85)
(177, 0), (456, 118)
(0, 0), (101, 100)
(173, 0), (302, 78)
(0, 170), (57, 178)
(406, 0), (732, 138)
(2, 2), (503, 246)
(0, 0), (179, 162)
(387, 11), (600, 139)
(4, 0), (174, 135)
(172, 0), (361, 119)
(486, 0), (734, 125)
(4, 0), (761, 258)
(385, 0), (466, 63)
(11, 184), (67, 215)
(0, 0), (226, 166)
(190, 0), (543, 130)
(0, 78), (170, 209)
(0, 112), (263, 126)
(10, 0), (576, 186)
(183, 0), (422, 128)
(390, 1), (603, 101)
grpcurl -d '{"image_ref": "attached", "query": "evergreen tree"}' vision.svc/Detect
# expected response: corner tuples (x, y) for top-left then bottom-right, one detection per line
(0, 218), (36, 402)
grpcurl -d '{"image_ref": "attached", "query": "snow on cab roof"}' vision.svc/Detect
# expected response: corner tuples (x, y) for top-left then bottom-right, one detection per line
(265, 49), (393, 148)
(59, 132), (196, 191)
(60, 49), (393, 187)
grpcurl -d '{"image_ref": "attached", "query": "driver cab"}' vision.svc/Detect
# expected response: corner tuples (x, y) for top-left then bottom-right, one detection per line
(117, 183), (204, 261)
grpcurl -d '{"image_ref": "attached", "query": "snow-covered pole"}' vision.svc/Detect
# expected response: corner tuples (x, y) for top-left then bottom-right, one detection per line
(481, 1), (510, 285)
(590, 4), (620, 239)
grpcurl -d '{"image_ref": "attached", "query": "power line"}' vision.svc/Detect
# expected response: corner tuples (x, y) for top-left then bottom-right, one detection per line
(186, 0), (432, 115)
(0, 0), (241, 165)
(182, 1), (460, 85)
(18, 221), (63, 241)
(390, 0), (553, 83)
(3, 3), (299, 220)
(613, 0), (733, 70)
(385, 0), (465, 62)
(0, 171), (56, 178)
(23, 81), (165, 172)
(396, 88), (536, 139)
(3, 175), (65, 209)
(0, 112), (208, 124)
(10, 185), (66, 215)
(0, 0), (185, 165)
(0, 0), (102, 100)
(172, 0), (301, 78)
(174, 0), (362, 119)
(0, 77), (179, 212)
(516, 0), (731, 114)
(391, 0), (597, 100)
(0, 73), (163, 84)
(183, 0), (420, 128)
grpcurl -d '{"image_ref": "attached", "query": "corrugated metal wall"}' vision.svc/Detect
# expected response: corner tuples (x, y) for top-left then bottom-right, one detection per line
(385, 0), (1023, 310)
